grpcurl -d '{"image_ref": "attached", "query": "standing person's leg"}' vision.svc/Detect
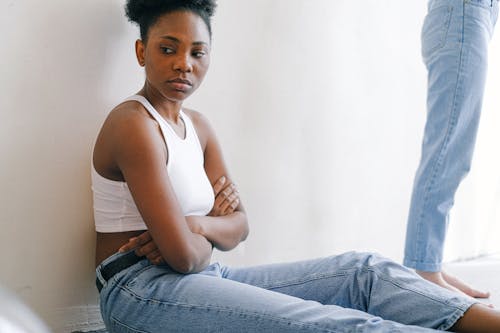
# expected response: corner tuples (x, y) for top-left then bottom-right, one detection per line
(223, 251), (476, 331)
(404, 0), (498, 296)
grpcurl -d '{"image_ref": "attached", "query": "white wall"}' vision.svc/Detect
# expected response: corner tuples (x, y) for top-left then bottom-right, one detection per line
(201, 0), (429, 264)
(445, 22), (500, 261)
(1, 1), (498, 332)
(0, 1), (143, 331)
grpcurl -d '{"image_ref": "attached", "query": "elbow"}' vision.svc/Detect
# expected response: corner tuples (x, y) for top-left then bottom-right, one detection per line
(217, 218), (250, 252)
(170, 256), (198, 274)
(241, 220), (250, 242)
(239, 214), (250, 242)
(172, 260), (195, 274)
(168, 247), (209, 274)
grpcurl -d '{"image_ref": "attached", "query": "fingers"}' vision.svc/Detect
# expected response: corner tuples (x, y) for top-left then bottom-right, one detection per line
(119, 231), (153, 251)
(118, 236), (141, 253)
(212, 176), (226, 195)
(209, 175), (241, 217)
(134, 239), (158, 257)
(223, 197), (240, 215)
(219, 192), (239, 213)
(118, 231), (165, 265)
(212, 183), (239, 216)
(214, 183), (237, 207)
(146, 249), (164, 265)
(135, 230), (153, 244)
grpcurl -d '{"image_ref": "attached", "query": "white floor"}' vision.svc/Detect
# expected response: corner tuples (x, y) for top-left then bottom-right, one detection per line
(444, 254), (500, 308)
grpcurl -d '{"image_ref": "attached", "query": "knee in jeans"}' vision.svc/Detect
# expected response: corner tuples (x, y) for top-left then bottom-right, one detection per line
(353, 251), (394, 270)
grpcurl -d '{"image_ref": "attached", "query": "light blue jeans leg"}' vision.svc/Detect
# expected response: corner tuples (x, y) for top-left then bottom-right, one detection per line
(98, 251), (474, 332)
(404, 0), (499, 272)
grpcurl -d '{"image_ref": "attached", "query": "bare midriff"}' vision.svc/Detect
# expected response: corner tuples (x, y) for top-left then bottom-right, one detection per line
(95, 230), (146, 267)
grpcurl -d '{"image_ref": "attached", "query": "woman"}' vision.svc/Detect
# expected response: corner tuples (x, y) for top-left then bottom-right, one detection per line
(93, 1), (500, 332)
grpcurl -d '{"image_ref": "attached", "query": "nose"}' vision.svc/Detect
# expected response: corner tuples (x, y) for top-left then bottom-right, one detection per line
(173, 53), (193, 73)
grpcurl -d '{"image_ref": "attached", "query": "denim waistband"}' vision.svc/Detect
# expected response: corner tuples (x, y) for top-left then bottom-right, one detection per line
(466, 0), (499, 6)
(96, 251), (143, 292)
(429, 0), (498, 13)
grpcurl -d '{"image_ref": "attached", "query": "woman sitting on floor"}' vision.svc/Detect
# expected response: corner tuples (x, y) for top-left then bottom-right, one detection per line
(92, 0), (500, 331)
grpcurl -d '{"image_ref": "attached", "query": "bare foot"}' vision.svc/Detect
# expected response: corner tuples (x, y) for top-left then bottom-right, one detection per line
(417, 270), (490, 299)
(442, 271), (491, 299)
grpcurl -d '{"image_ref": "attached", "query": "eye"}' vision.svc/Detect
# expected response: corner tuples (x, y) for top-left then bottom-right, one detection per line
(160, 47), (174, 54)
(192, 51), (206, 58)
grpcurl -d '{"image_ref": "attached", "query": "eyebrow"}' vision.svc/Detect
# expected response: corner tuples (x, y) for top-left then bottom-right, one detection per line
(160, 35), (208, 46)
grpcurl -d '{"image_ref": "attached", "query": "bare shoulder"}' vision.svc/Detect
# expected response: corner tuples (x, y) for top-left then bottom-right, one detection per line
(182, 108), (214, 148)
(98, 100), (164, 148)
(93, 100), (165, 177)
(182, 108), (210, 128)
(105, 100), (157, 130)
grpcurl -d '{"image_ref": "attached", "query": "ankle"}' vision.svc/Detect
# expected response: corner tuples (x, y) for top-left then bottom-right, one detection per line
(452, 304), (500, 333)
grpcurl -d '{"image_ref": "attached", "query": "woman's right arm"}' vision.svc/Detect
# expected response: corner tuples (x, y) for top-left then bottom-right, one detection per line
(102, 107), (212, 273)
(119, 175), (241, 264)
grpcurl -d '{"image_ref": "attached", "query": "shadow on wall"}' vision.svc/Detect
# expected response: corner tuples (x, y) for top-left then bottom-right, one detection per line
(0, 1), (137, 331)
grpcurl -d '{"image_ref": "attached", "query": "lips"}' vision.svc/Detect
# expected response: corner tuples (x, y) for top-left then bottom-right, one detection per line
(169, 78), (192, 85)
(168, 78), (192, 92)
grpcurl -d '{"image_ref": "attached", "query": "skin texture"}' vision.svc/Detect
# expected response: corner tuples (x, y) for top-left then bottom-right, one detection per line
(450, 304), (500, 333)
(93, 10), (248, 273)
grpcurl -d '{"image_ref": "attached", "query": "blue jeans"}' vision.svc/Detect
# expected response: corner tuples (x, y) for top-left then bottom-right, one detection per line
(97, 251), (475, 332)
(404, 0), (499, 272)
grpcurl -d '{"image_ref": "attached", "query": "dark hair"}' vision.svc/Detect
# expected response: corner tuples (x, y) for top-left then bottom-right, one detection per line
(125, 0), (217, 42)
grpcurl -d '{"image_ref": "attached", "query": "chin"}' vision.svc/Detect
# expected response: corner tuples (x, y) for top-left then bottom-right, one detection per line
(167, 90), (193, 102)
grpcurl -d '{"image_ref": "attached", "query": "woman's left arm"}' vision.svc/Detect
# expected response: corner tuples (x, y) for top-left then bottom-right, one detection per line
(191, 110), (249, 251)
(119, 111), (249, 259)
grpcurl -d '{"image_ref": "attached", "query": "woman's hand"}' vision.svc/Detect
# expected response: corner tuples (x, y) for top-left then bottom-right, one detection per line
(119, 217), (208, 265)
(209, 176), (240, 217)
(118, 231), (164, 265)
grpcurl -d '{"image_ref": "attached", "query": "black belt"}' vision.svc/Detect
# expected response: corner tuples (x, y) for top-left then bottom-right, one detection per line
(96, 251), (142, 292)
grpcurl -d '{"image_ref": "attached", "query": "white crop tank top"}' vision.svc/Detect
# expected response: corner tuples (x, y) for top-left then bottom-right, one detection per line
(92, 95), (215, 232)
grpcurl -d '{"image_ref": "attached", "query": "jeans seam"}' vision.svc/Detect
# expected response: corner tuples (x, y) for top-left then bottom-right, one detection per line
(259, 271), (351, 290)
(365, 265), (471, 312)
(111, 315), (151, 333)
(123, 264), (155, 288)
(414, 2), (467, 267)
(365, 264), (475, 330)
(116, 284), (344, 333)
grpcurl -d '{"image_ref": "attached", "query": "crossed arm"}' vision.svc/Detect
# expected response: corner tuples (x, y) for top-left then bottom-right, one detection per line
(120, 175), (245, 265)
(102, 105), (248, 273)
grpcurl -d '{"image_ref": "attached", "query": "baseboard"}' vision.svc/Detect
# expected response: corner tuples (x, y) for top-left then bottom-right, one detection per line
(52, 304), (105, 333)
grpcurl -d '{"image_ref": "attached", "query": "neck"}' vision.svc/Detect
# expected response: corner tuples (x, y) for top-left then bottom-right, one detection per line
(139, 83), (183, 124)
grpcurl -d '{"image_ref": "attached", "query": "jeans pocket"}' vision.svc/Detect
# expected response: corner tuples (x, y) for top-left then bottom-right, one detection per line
(466, 0), (494, 9)
(421, 5), (454, 60)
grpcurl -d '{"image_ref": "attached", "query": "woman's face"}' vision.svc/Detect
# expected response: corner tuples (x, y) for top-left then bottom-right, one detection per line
(137, 11), (211, 103)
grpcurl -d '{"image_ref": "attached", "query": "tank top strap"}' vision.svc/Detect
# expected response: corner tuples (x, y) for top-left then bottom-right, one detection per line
(179, 110), (194, 139)
(179, 110), (204, 153)
(124, 95), (166, 127)
(125, 95), (194, 143)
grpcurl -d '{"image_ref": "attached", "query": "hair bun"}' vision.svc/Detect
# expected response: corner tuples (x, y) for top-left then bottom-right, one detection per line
(125, 0), (146, 24)
(190, 0), (216, 17)
(125, 0), (217, 41)
(125, 0), (216, 25)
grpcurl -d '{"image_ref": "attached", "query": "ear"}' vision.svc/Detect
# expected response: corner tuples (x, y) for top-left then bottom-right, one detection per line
(135, 39), (145, 67)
